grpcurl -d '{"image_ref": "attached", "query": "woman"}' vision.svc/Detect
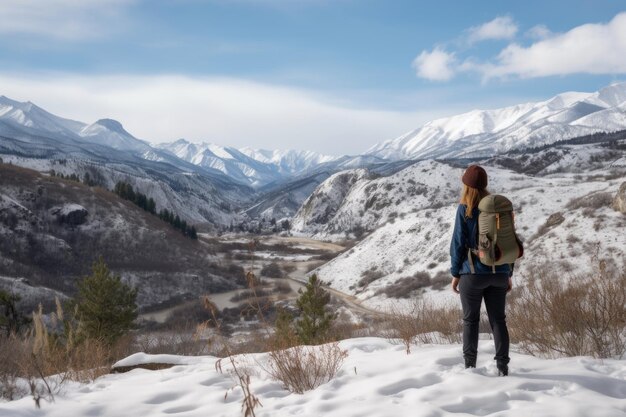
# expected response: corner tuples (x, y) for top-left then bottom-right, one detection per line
(450, 165), (512, 376)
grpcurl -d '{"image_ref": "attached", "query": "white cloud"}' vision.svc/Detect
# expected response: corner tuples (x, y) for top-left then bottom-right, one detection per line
(0, 0), (134, 39)
(0, 73), (443, 155)
(467, 16), (518, 43)
(412, 47), (456, 81)
(484, 12), (626, 79)
(526, 24), (552, 40)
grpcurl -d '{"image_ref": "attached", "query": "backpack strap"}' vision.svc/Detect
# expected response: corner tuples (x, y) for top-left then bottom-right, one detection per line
(492, 214), (498, 274)
(467, 248), (476, 274)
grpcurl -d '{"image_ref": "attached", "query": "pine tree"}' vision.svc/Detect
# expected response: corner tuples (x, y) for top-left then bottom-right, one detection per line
(273, 307), (296, 346)
(0, 290), (30, 337)
(294, 274), (335, 344)
(71, 257), (137, 345)
(189, 226), (198, 240)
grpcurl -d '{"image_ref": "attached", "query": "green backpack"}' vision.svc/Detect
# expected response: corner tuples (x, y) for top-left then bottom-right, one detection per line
(468, 194), (524, 273)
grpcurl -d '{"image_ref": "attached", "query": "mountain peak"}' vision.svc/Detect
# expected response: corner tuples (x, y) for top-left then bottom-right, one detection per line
(92, 118), (129, 135)
(596, 82), (626, 107)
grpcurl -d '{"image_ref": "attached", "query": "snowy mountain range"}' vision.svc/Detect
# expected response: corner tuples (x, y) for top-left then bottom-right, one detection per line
(157, 139), (339, 187)
(367, 82), (626, 160)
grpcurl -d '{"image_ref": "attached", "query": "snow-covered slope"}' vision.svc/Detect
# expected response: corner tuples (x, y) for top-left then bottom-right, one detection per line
(79, 118), (151, 152)
(367, 83), (626, 160)
(239, 146), (339, 175)
(294, 144), (626, 310)
(292, 160), (458, 237)
(0, 96), (150, 153)
(158, 139), (343, 187)
(158, 139), (286, 187)
(2, 338), (625, 417)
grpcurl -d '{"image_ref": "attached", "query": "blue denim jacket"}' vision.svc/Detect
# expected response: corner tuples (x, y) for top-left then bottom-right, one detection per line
(450, 204), (513, 278)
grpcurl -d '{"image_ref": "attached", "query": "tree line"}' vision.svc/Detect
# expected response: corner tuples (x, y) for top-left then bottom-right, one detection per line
(114, 181), (197, 239)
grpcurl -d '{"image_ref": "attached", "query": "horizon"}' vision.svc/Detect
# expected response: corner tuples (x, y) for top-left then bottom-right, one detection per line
(3, 80), (626, 157)
(1, 1), (625, 154)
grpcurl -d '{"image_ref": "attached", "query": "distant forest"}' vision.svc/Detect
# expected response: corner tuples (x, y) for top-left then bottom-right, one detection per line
(509, 129), (626, 154)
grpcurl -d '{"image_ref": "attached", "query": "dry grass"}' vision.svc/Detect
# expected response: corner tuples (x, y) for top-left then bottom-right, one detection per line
(0, 300), (135, 405)
(375, 272), (431, 299)
(263, 336), (348, 394)
(509, 260), (626, 359)
(384, 299), (462, 354)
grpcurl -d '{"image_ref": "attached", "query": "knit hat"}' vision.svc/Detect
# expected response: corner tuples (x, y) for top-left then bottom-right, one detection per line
(462, 165), (488, 189)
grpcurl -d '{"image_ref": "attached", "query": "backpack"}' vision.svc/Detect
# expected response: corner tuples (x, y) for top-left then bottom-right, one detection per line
(467, 194), (524, 274)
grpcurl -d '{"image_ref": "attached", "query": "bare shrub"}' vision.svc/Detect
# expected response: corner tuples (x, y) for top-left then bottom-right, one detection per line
(260, 262), (283, 278)
(230, 289), (271, 303)
(264, 340), (348, 394)
(385, 300), (462, 354)
(306, 261), (324, 273)
(358, 267), (384, 287)
(0, 335), (28, 400)
(135, 326), (206, 356)
(509, 260), (626, 358)
(273, 281), (292, 294)
(567, 192), (614, 210)
(375, 272), (430, 298)
(430, 271), (450, 291)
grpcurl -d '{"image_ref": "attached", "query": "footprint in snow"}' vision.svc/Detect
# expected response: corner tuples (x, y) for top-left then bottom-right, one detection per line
(378, 374), (443, 396)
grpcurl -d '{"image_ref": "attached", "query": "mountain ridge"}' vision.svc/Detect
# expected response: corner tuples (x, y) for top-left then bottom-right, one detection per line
(366, 82), (626, 160)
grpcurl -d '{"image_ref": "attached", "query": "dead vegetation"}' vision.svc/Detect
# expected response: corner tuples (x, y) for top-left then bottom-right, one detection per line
(508, 259), (626, 359)
(383, 300), (462, 354)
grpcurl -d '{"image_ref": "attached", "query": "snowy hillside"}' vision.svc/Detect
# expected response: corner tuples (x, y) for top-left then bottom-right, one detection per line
(2, 338), (625, 417)
(367, 83), (626, 160)
(295, 143), (626, 310)
(291, 161), (458, 237)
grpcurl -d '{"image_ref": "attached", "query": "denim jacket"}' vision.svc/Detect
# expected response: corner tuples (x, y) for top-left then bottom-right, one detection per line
(450, 204), (513, 278)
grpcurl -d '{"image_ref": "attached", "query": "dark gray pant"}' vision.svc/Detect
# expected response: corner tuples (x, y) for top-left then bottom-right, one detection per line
(459, 273), (510, 366)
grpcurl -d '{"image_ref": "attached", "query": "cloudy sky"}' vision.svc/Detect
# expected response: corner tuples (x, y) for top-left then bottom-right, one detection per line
(0, 0), (625, 155)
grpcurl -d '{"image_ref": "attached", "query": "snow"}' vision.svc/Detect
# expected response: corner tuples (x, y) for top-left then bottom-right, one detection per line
(366, 82), (626, 161)
(55, 203), (87, 216)
(113, 353), (205, 368)
(2, 338), (625, 417)
(292, 154), (626, 311)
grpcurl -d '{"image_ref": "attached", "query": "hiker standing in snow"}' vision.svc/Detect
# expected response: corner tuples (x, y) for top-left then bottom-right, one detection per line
(450, 165), (522, 377)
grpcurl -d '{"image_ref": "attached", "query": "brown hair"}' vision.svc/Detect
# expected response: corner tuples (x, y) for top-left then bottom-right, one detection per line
(460, 184), (490, 218)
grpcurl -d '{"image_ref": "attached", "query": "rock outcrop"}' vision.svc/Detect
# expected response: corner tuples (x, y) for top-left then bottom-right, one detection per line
(613, 182), (626, 214)
(49, 204), (88, 225)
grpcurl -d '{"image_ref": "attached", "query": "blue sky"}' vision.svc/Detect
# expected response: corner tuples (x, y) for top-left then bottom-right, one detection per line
(1, 0), (625, 154)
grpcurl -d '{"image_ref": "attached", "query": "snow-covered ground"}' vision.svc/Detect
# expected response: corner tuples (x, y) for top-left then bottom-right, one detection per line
(2, 338), (625, 417)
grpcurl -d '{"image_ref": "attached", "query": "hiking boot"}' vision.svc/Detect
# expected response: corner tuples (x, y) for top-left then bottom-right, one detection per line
(497, 364), (508, 376)
(464, 359), (476, 369)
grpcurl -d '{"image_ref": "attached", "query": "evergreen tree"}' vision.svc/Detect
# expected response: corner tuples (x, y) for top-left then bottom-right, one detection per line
(189, 226), (198, 240)
(71, 257), (137, 345)
(294, 274), (335, 344)
(273, 307), (296, 346)
(0, 290), (30, 337)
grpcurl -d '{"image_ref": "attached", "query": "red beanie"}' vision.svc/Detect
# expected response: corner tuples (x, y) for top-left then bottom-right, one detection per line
(462, 165), (488, 189)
